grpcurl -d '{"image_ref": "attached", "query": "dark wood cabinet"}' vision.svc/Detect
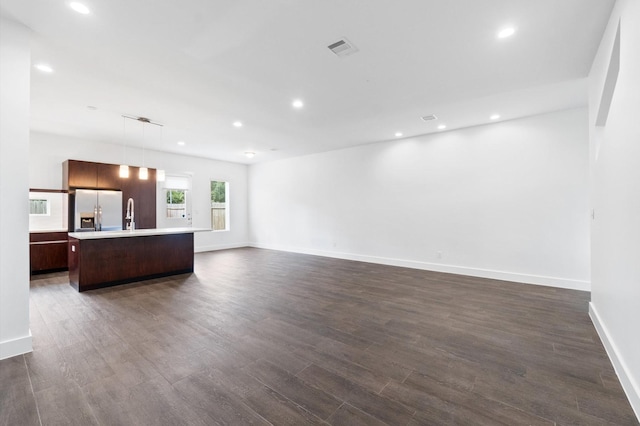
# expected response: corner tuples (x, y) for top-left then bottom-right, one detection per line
(121, 166), (156, 229)
(63, 160), (122, 190)
(139, 168), (157, 229)
(63, 159), (156, 230)
(30, 232), (68, 274)
(97, 163), (121, 189)
(63, 160), (98, 189)
(68, 233), (194, 292)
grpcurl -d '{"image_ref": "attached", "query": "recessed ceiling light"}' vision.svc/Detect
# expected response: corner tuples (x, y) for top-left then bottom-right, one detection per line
(177, 141), (186, 146)
(437, 124), (447, 130)
(34, 63), (54, 73)
(497, 27), (516, 39)
(292, 99), (304, 109)
(490, 114), (501, 120)
(233, 121), (243, 128)
(69, 2), (90, 14)
(244, 151), (255, 158)
(395, 132), (403, 137)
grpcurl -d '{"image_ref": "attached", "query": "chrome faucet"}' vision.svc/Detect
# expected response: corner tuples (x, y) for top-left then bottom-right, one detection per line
(125, 198), (135, 230)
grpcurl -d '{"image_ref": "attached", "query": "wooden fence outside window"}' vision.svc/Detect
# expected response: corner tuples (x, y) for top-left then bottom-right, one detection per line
(211, 202), (226, 230)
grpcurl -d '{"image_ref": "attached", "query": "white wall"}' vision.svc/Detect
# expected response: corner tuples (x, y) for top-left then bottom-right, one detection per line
(0, 18), (32, 360)
(249, 108), (590, 290)
(588, 0), (640, 417)
(29, 132), (249, 252)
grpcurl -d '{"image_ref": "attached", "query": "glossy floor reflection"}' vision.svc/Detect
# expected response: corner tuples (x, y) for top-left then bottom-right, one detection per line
(1, 248), (637, 425)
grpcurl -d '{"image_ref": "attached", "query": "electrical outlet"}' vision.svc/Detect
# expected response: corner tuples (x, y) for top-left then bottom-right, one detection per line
(436, 251), (442, 259)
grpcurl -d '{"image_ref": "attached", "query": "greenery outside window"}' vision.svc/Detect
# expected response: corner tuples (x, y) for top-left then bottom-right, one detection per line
(211, 181), (229, 231)
(166, 189), (187, 219)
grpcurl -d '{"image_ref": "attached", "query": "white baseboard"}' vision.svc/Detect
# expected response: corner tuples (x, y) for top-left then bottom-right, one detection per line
(195, 242), (250, 253)
(589, 303), (640, 421)
(0, 331), (32, 360)
(249, 243), (590, 291)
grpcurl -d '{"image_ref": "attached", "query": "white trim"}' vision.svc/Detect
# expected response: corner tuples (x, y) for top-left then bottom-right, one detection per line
(0, 331), (32, 360)
(590, 303), (640, 421)
(195, 242), (250, 253)
(249, 243), (590, 291)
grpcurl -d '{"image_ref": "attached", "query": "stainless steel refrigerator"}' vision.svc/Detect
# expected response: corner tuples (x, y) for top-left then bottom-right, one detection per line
(72, 189), (123, 231)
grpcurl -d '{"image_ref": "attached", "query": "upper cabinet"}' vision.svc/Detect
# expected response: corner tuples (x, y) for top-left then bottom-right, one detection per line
(97, 162), (121, 189)
(63, 159), (157, 229)
(63, 160), (96, 189)
(63, 160), (121, 190)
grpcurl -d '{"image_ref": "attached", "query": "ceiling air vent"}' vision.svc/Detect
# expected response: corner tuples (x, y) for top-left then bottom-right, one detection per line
(421, 114), (438, 122)
(328, 38), (359, 57)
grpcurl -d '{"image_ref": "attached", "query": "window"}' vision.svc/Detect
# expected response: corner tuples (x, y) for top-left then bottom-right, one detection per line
(160, 175), (192, 228)
(29, 199), (50, 216)
(166, 189), (187, 219)
(211, 180), (229, 231)
(29, 192), (68, 231)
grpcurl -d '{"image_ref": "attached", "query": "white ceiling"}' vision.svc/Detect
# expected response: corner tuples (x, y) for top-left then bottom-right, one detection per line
(0, 0), (614, 164)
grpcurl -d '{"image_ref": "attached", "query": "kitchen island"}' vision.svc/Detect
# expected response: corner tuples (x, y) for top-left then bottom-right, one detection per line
(68, 228), (209, 292)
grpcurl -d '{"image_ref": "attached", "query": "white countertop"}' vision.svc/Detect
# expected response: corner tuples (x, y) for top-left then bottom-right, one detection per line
(68, 227), (210, 240)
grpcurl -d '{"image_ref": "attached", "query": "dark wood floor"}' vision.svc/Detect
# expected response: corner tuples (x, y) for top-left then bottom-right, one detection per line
(1, 248), (637, 425)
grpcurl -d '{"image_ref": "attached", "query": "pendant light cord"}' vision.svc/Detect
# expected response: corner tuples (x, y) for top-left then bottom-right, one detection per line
(141, 120), (145, 168)
(122, 116), (127, 163)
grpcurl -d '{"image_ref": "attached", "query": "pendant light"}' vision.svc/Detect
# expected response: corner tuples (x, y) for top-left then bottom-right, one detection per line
(119, 116), (130, 178)
(122, 115), (162, 180)
(139, 167), (149, 180)
(119, 164), (130, 178)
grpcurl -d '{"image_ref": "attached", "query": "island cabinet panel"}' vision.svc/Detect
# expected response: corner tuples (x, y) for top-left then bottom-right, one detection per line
(30, 232), (68, 274)
(68, 233), (193, 291)
(143, 234), (193, 274)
